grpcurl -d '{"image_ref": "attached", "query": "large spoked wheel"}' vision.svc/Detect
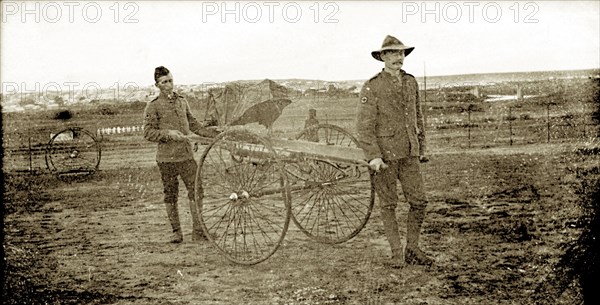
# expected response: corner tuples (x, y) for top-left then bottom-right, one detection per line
(45, 127), (101, 179)
(195, 130), (291, 265)
(290, 124), (374, 244)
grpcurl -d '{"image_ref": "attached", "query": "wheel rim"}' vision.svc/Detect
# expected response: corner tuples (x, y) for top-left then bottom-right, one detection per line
(291, 124), (374, 244)
(196, 130), (291, 265)
(45, 127), (101, 178)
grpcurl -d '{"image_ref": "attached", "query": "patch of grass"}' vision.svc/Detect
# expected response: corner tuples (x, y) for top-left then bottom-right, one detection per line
(533, 163), (600, 304)
(2, 172), (59, 214)
(520, 113), (532, 120)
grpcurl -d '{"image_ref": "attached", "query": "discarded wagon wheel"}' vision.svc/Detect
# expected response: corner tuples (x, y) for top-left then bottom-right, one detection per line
(45, 127), (101, 179)
(290, 124), (375, 244)
(195, 129), (291, 265)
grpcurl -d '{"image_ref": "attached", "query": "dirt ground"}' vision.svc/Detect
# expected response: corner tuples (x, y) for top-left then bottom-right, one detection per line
(3, 139), (599, 304)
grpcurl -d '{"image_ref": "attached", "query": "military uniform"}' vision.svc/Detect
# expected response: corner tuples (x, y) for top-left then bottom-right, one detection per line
(356, 69), (427, 210)
(144, 92), (204, 162)
(356, 35), (433, 267)
(304, 109), (320, 142)
(357, 69), (426, 161)
(144, 92), (211, 243)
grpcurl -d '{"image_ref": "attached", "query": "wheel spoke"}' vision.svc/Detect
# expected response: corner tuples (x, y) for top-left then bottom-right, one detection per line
(291, 124), (374, 244)
(197, 130), (290, 265)
(46, 128), (100, 178)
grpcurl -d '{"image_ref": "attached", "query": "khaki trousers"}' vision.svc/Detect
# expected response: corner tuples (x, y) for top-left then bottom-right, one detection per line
(372, 157), (429, 258)
(157, 159), (202, 234)
(372, 157), (427, 211)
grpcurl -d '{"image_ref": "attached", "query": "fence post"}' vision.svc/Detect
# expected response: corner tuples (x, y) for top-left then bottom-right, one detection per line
(467, 105), (472, 148)
(546, 103), (550, 143)
(28, 137), (32, 174)
(509, 107), (513, 146)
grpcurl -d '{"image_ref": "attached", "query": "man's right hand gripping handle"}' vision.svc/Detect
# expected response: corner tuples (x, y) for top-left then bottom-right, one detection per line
(167, 130), (186, 141)
(368, 158), (388, 172)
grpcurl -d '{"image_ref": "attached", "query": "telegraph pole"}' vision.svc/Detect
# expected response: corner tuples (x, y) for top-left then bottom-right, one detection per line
(423, 62), (427, 104)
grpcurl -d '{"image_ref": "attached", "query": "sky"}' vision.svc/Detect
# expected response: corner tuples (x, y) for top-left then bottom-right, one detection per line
(1, 0), (599, 92)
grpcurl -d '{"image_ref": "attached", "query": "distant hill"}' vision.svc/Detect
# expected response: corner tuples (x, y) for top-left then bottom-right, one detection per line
(272, 68), (600, 91)
(413, 68), (600, 89)
(2, 68), (598, 113)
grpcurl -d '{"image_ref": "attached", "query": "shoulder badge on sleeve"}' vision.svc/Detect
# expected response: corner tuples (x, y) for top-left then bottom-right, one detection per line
(359, 84), (371, 104)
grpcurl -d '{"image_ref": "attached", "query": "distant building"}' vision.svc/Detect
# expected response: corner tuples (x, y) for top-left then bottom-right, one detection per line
(469, 86), (480, 98)
(516, 84), (523, 101)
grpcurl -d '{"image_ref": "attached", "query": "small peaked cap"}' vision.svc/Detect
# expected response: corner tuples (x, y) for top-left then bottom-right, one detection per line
(154, 66), (170, 82)
(371, 35), (414, 61)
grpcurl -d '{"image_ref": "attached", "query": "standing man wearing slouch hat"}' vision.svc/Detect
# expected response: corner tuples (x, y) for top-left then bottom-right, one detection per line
(143, 66), (217, 243)
(356, 35), (433, 267)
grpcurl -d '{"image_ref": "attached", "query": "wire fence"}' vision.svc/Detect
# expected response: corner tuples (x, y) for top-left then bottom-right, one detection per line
(3, 100), (597, 175)
(425, 103), (598, 149)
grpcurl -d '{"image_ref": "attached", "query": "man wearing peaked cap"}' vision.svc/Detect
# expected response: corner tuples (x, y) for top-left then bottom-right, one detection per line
(356, 35), (433, 268)
(143, 66), (218, 244)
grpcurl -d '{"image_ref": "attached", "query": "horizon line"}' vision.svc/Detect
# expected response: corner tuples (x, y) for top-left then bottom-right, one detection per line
(1, 67), (599, 95)
(170, 66), (600, 85)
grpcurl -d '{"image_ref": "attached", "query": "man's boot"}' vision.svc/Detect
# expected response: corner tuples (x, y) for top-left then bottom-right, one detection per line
(405, 206), (433, 266)
(189, 200), (207, 241)
(165, 201), (183, 243)
(380, 207), (405, 268)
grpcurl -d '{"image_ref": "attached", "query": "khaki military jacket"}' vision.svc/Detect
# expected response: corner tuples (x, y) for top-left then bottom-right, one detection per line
(143, 93), (203, 163)
(356, 69), (426, 161)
